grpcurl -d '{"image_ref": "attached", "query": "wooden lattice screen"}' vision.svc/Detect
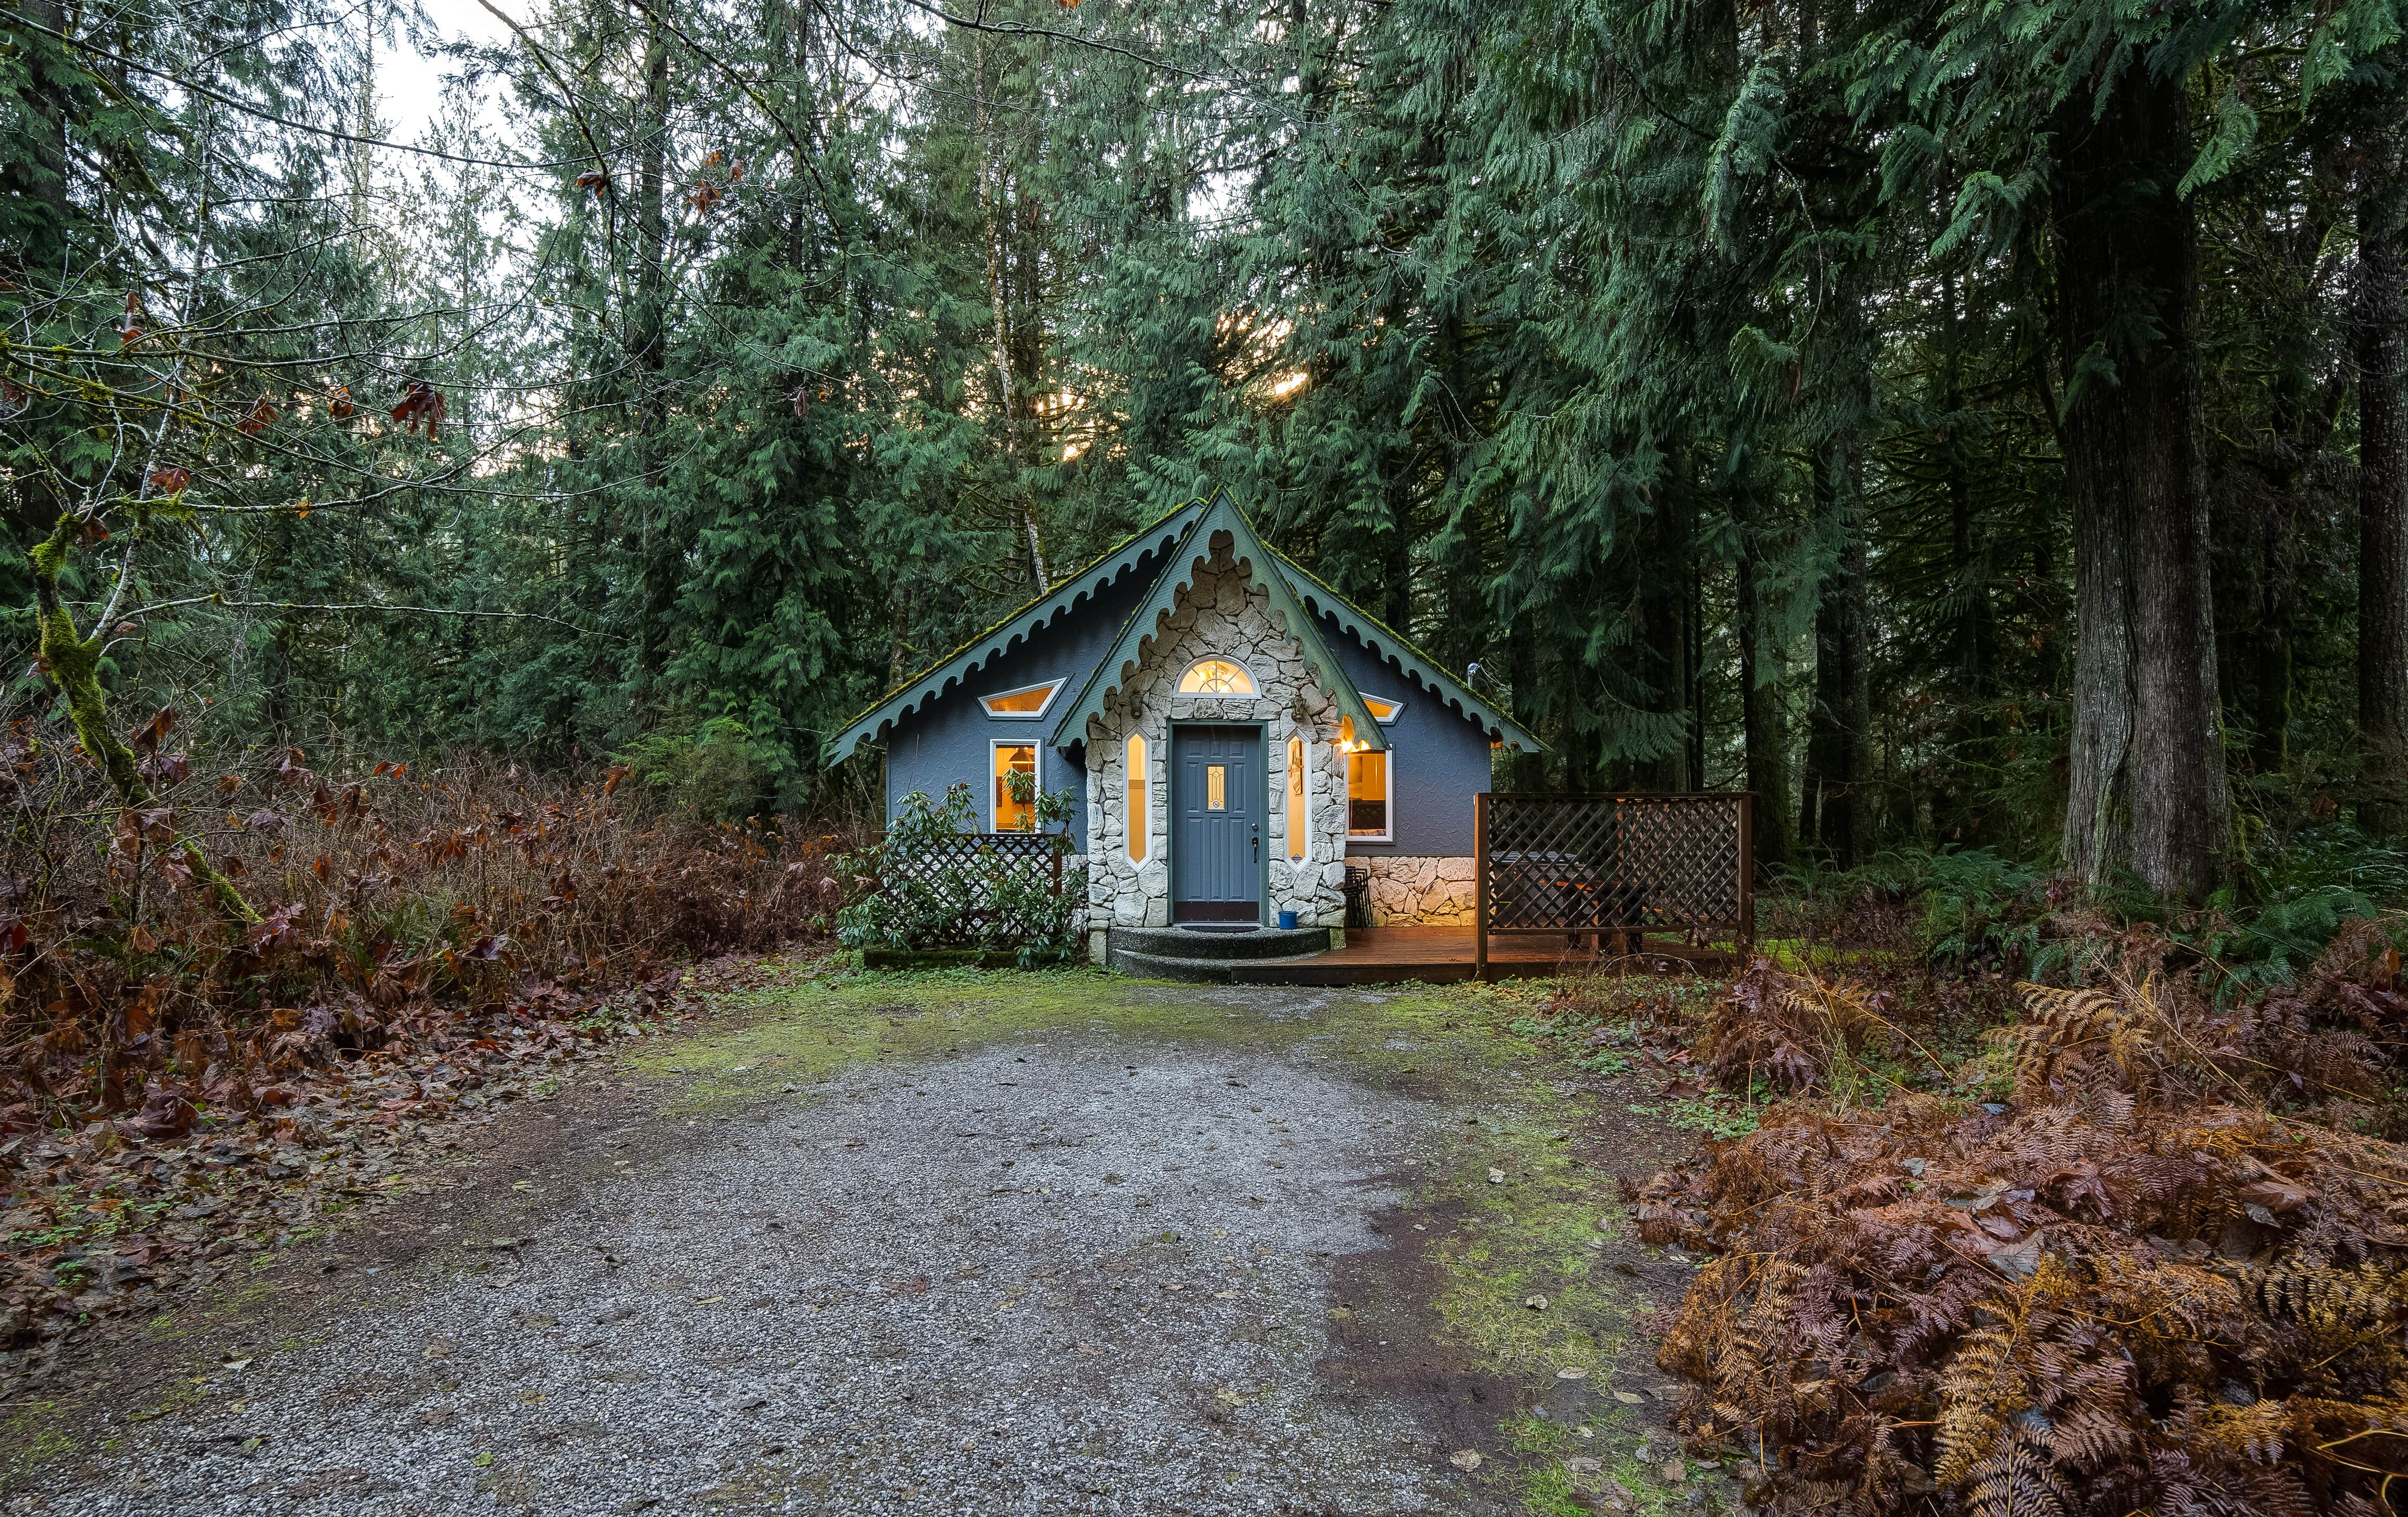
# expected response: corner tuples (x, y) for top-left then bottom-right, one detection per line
(869, 832), (1066, 949)
(1474, 793), (1753, 972)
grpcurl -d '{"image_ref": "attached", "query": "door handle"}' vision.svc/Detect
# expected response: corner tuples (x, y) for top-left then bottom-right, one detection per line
(1251, 825), (1260, 862)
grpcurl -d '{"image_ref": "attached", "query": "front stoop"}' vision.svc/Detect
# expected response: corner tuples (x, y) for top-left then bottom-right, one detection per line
(1104, 924), (1331, 984)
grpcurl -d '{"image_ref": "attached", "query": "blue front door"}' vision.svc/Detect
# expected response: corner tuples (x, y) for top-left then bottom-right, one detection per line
(1171, 725), (1261, 922)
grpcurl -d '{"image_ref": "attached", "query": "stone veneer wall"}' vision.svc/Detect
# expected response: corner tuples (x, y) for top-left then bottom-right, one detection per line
(1083, 538), (1350, 948)
(1355, 855), (1477, 925)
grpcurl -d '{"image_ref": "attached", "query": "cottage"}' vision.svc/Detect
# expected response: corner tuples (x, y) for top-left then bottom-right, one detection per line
(823, 490), (1540, 967)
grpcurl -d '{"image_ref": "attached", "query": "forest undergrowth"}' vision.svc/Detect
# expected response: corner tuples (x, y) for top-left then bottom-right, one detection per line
(1565, 853), (2408, 1516)
(0, 715), (839, 1371)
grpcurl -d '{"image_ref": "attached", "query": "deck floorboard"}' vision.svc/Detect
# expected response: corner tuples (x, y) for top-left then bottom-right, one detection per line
(1227, 927), (1740, 985)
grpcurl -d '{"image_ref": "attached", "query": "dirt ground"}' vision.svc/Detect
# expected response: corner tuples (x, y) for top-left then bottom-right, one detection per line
(2, 967), (1728, 1517)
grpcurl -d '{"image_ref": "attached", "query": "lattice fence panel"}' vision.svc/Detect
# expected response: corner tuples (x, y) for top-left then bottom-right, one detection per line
(1482, 794), (1747, 936)
(866, 833), (1065, 949)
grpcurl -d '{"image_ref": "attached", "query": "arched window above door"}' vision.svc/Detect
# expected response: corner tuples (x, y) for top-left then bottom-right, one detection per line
(1177, 657), (1257, 695)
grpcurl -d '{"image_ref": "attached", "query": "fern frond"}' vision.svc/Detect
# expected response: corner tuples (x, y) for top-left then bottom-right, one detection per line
(1935, 1322), (2017, 1486)
(1964, 1430), (2073, 1517)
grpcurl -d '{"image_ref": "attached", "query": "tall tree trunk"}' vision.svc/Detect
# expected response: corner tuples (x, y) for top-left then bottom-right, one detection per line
(2052, 67), (2228, 900)
(628, 11), (672, 696)
(0, 0), (71, 285)
(3, 0), (74, 537)
(1637, 486), (1695, 789)
(1688, 564), (1707, 786)
(349, 15), (375, 239)
(1735, 517), (1791, 868)
(1939, 266), (1994, 842)
(1805, 248), (1876, 864)
(973, 34), (1047, 596)
(1636, 496), (1693, 792)
(2358, 75), (2408, 831)
(1805, 451), (1868, 865)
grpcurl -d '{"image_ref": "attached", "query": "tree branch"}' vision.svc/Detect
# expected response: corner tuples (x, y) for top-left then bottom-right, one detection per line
(8, 9), (625, 172)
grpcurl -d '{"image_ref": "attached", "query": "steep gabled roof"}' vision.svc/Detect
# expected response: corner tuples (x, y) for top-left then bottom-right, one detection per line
(1046, 489), (1389, 753)
(819, 501), (1200, 766)
(824, 488), (1544, 766)
(1269, 550), (1542, 751)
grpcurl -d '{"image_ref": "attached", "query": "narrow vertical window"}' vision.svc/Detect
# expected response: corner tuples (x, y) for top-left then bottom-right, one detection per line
(1286, 736), (1307, 862)
(1347, 750), (1391, 840)
(1125, 732), (1148, 862)
(993, 743), (1037, 832)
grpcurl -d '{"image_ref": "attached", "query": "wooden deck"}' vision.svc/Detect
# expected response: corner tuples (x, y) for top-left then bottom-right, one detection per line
(1227, 926), (1742, 986)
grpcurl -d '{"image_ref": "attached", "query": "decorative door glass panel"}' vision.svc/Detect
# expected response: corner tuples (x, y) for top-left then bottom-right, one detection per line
(1286, 736), (1307, 861)
(1207, 764), (1227, 810)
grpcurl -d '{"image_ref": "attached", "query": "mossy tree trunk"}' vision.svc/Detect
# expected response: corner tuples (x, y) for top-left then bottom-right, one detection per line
(28, 518), (260, 927)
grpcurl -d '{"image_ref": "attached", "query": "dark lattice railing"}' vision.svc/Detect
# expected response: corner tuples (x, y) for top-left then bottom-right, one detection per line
(1475, 793), (1752, 963)
(865, 832), (1067, 949)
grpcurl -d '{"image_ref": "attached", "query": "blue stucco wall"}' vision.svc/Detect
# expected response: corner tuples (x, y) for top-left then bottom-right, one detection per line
(882, 562), (1158, 853)
(1324, 615), (1496, 858)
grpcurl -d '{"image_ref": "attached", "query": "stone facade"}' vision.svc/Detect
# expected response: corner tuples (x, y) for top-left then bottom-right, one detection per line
(1083, 536), (1351, 950)
(1356, 855), (1477, 925)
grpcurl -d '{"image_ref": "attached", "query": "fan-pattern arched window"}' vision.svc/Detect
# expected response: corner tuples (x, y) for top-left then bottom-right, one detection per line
(1177, 658), (1256, 695)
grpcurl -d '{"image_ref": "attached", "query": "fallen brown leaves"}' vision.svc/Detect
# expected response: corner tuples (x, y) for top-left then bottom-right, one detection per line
(0, 728), (847, 1373)
(0, 961), (710, 1376)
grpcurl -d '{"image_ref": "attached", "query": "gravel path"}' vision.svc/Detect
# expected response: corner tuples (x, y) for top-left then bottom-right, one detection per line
(21, 1023), (1496, 1516)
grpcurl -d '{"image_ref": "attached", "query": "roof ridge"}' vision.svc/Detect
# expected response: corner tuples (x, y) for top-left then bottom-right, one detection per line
(1045, 492), (1389, 753)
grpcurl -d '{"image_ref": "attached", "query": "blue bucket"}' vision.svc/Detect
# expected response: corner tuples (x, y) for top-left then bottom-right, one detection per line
(1277, 910), (1298, 930)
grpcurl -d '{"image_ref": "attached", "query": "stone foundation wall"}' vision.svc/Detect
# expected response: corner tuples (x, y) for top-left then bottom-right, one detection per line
(1355, 855), (1477, 925)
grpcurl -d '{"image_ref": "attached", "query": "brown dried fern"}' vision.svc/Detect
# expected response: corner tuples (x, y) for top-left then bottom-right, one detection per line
(1964, 1429), (2074, 1517)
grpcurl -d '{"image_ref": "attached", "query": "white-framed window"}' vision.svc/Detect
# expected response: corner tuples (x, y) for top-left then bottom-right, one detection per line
(991, 740), (1041, 832)
(1177, 657), (1257, 695)
(980, 677), (1067, 719)
(1347, 747), (1392, 841)
(1124, 731), (1149, 862)
(1362, 694), (1404, 723)
(1286, 734), (1309, 863)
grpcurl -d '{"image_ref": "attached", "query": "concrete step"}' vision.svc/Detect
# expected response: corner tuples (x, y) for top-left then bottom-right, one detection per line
(1106, 924), (1330, 962)
(1106, 947), (1327, 984)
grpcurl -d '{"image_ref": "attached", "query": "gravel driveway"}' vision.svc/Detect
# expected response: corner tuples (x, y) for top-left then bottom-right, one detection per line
(14, 982), (1538, 1516)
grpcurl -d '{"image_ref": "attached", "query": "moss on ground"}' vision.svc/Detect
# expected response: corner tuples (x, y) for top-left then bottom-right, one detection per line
(626, 964), (1538, 1109)
(0, 1401), (78, 1484)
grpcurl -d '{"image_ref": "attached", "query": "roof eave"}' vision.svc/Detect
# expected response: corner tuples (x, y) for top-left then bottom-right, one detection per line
(818, 503), (1199, 767)
(1274, 557), (1545, 753)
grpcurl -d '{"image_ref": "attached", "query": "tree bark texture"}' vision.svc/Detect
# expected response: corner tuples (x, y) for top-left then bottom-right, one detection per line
(1636, 498), (1693, 792)
(628, 10), (673, 695)
(2051, 66), (2229, 900)
(2357, 77), (2408, 827)
(973, 33), (1048, 597)
(1735, 523), (1791, 867)
(1805, 452), (1869, 866)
